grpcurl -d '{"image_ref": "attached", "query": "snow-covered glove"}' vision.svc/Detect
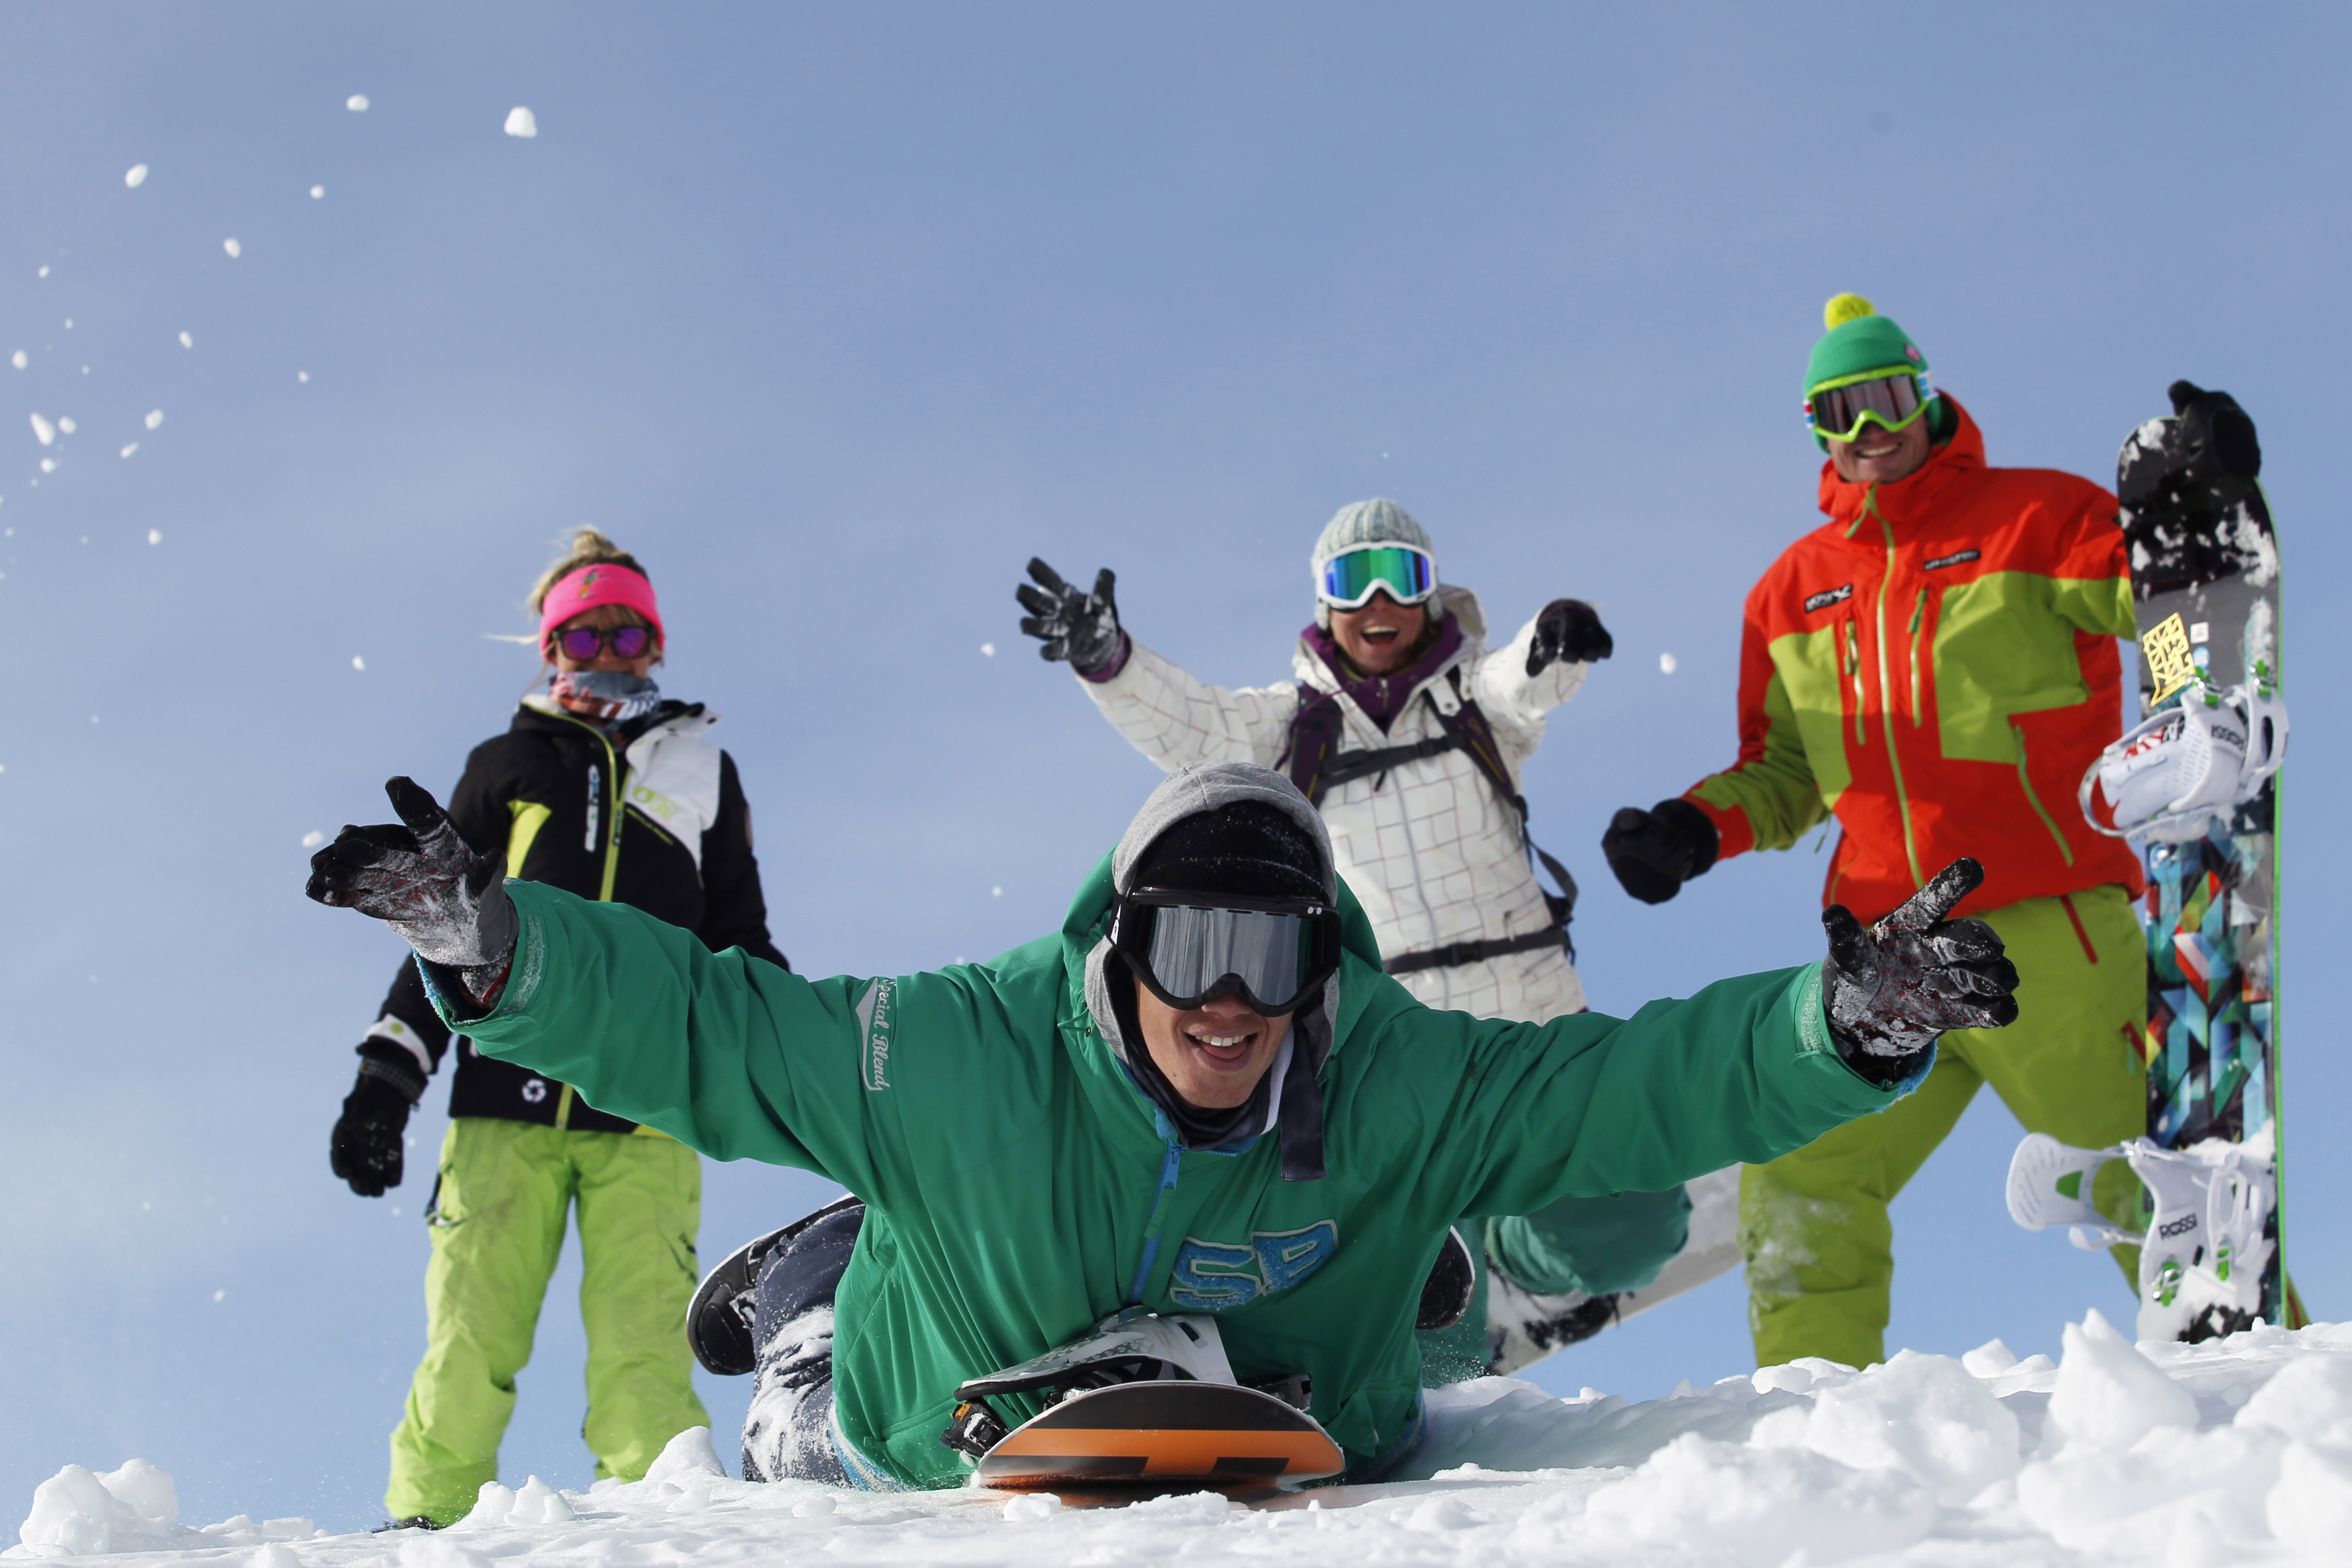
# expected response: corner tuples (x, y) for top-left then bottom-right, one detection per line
(306, 778), (517, 1006)
(1600, 798), (1719, 904)
(1016, 558), (1126, 678)
(1527, 599), (1613, 676)
(330, 1045), (422, 1197)
(1823, 857), (2018, 1084)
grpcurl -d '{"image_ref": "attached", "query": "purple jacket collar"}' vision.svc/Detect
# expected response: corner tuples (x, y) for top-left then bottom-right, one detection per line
(1302, 613), (1463, 732)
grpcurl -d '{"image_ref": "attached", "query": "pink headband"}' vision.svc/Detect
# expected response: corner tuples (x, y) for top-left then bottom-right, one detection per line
(540, 563), (664, 648)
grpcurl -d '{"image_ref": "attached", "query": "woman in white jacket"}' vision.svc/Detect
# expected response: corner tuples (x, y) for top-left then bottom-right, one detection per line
(1018, 498), (1717, 1381)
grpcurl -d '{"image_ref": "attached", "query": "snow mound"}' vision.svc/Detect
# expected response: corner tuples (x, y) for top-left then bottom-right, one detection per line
(17, 1321), (2352, 1566)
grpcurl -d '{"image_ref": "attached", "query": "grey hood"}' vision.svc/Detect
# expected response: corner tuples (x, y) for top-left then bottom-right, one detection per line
(1083, 762), (1340, 1181)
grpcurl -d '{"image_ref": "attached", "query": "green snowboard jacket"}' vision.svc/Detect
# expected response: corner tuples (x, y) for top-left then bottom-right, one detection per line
(432, 774), (1907, 1490)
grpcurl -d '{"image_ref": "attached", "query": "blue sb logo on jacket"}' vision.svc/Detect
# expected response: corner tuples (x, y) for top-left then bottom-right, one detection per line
(1168, 1220), (1338, 1310)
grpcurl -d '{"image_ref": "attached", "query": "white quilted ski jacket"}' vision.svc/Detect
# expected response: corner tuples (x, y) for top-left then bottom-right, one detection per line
(1080, 589), (1591, 1022)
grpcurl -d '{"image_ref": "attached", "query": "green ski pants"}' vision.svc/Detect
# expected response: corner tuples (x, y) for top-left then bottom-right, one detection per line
(386, 1118), (708, 1525)
(1740, 885), (2148, 1371)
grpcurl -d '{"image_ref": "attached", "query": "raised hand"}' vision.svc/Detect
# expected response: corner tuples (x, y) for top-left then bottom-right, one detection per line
(1015, 558), (1125, 677)
(308, 778), (516, 997)
(1600, 799), (1718, 905)
(1823, 858), (2019, 1068)
(1527, 598), (1613, 676)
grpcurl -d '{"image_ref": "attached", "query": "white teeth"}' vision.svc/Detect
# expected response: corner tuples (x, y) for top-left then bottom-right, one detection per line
(1192, 1034), (1248, 1048)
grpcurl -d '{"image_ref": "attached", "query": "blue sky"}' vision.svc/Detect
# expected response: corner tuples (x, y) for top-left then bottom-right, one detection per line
(4, 1), (2347, 1533)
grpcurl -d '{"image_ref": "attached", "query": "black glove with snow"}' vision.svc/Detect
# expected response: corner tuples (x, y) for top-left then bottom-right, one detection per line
(1601, 799), (1719, 904)
(1016, 559), (1125, 678)
(1823, 857), (2019, 1083)
(1527, 598), (1613, 676)
(306, 778), (516, 1006)
(331, 1045), (423, 1197)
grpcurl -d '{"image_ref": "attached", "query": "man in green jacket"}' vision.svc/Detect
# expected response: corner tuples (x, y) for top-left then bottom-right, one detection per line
(307, 761), (2017, 1490)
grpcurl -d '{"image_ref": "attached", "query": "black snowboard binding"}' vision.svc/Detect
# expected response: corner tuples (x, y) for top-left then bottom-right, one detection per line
(687, 1194), (864, 1376)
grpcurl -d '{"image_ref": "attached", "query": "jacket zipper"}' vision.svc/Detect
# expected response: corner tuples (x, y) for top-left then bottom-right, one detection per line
(1865, 489), (1925, 890)
(1844, 620), (1864, 746)
(2011, 721), (2077, 867)
(1907, 587), (1931, 726)
(545, 709), (633, 1129)
(1127, 1141), (1184, 1305)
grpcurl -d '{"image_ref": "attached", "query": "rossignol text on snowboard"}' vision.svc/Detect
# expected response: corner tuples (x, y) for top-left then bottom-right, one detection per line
(2008, 381), (2298, 1341)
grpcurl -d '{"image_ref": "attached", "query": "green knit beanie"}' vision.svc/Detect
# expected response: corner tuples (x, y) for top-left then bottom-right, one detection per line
(1310, 498), (1441, 629)
(1805, 294), (1945, 450)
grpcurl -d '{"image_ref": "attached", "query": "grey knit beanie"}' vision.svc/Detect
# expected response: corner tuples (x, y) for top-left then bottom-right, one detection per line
(1310, 498), (1441, 629)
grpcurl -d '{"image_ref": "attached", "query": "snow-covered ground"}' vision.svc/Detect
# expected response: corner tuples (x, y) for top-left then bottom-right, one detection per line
(16, 1311), (2352, 1567)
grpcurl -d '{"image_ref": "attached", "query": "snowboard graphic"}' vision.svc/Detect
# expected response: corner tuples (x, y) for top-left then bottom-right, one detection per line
(973, 1380), (1345, 1492)
(2013, 383), (2296, 1342)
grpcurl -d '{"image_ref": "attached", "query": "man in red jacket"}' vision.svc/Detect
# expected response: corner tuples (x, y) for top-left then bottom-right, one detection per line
(1600, 295), (2148, 1369)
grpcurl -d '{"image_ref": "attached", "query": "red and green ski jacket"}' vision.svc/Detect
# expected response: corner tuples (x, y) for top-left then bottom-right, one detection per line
(432, 850), (1906, 1490)
(1683, 397), (2144, 923)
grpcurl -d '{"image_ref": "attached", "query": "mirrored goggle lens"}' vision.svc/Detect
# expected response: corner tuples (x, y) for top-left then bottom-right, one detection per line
(1318, 546), (1437, 610)
(1807, 373), (1924, 441)
(1141, 903), (1309, 1009)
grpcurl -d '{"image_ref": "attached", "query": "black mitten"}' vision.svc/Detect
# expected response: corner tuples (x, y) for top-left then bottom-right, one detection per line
(1015, 559), (1125, 677)
(1600, 799), (1719, 905)
(331, 1045), (423, 1197)
(307, 778), (516, 1004)
(1527, 599), (1614, 676)
(1822, 857), (2019, 1083)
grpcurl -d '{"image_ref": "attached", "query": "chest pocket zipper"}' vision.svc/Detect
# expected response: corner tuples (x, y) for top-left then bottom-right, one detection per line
(1844, 619), (1865, 746)
(1908, 587), (1933, 727)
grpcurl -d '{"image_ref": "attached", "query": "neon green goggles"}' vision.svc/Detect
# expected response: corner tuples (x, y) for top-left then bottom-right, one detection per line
(1805, 368), (1936, 443)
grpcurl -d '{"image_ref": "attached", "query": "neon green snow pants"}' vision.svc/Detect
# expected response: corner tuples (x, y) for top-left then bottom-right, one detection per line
(386, 1118), (707, 1525)
(1740, 885), (2148, 1371)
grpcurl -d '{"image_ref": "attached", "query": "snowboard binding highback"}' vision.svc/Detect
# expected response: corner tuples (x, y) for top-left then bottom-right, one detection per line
(2007, 1131), (2276, 1343)
(687, 1195), (864, 1377)
(939, 1307), (1343, 1492)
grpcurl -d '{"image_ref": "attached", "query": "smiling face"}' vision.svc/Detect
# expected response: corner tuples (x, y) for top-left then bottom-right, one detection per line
(1132, 984), (1294, 1110)
(1827, 411), (1934, 486)
(1329, 590), (1428, 676)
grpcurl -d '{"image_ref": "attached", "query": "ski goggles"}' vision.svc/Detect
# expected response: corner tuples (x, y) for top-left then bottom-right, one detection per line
(1111, 888), (1343, 1017)
(1804, 369), (1935, 443)
(546, 623), (656, 661)
(1315, 543), (1438, 611)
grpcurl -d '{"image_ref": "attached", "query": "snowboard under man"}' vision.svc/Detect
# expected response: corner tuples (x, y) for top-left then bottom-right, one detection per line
(310, 754), (2020, 1490)
(1600, 295), (2149, 1371)
(1019, 501), (1701, 1381)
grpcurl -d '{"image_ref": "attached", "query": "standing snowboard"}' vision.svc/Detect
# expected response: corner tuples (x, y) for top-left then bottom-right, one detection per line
(2008, 382), (2297, 1341)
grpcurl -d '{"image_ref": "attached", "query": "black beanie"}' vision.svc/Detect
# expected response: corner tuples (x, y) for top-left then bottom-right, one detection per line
(1128, 800), (1324, 901)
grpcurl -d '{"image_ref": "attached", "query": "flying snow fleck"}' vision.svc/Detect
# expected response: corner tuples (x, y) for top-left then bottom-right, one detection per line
(352, 655), (366, 671)
(41, 459), (56, 472)
(148, 529), (161, 544)
(1660, 653), (1679, 674)
(301, 830), (325, 848)
(980, 642), (996, 656)
(504, 106), (539, 138)
(30, 414), (55, 445)
(9, 351), (22, 369)
(992, 886), (1003, 897)
(62, 319), (72, 330)
(177, 332), (192, 348)
(56, 417), (74, 435)
(121, 443), (138, 458)
(37, 266), (48, 278)
(212, 1290), (224, 1303)
(310, 185), (325, 199)
(298, 372), (310, 383)
(145, 409), (163, 430)
(124, 164), (149, 188)
(223, 238), (242, 258)
(347, 94), (369, 111)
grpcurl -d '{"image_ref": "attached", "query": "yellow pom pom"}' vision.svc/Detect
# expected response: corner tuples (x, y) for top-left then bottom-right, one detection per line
(1823, 293), (1876, 331)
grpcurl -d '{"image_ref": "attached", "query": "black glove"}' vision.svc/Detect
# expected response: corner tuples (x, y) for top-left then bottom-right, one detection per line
(1823, 857), (2019, 1083)
(307, 778), (516, 1004)
(1527, 599), (1613, 676)
(2117, 380), (2261, 528)
(1015, 558), (1125, 678)
(1601, 798), (1719, 904)
(331, 1045), (423, 1197)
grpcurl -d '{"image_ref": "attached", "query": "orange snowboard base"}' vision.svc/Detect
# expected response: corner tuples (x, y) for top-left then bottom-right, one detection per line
(975, 1381), (1344, 1491)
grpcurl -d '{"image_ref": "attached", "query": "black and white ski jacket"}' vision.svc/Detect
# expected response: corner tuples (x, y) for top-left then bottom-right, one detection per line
(360, 696), (789, 1133)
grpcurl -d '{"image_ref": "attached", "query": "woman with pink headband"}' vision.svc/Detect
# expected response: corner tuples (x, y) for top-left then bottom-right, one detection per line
(325, 528), (792, 1528)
